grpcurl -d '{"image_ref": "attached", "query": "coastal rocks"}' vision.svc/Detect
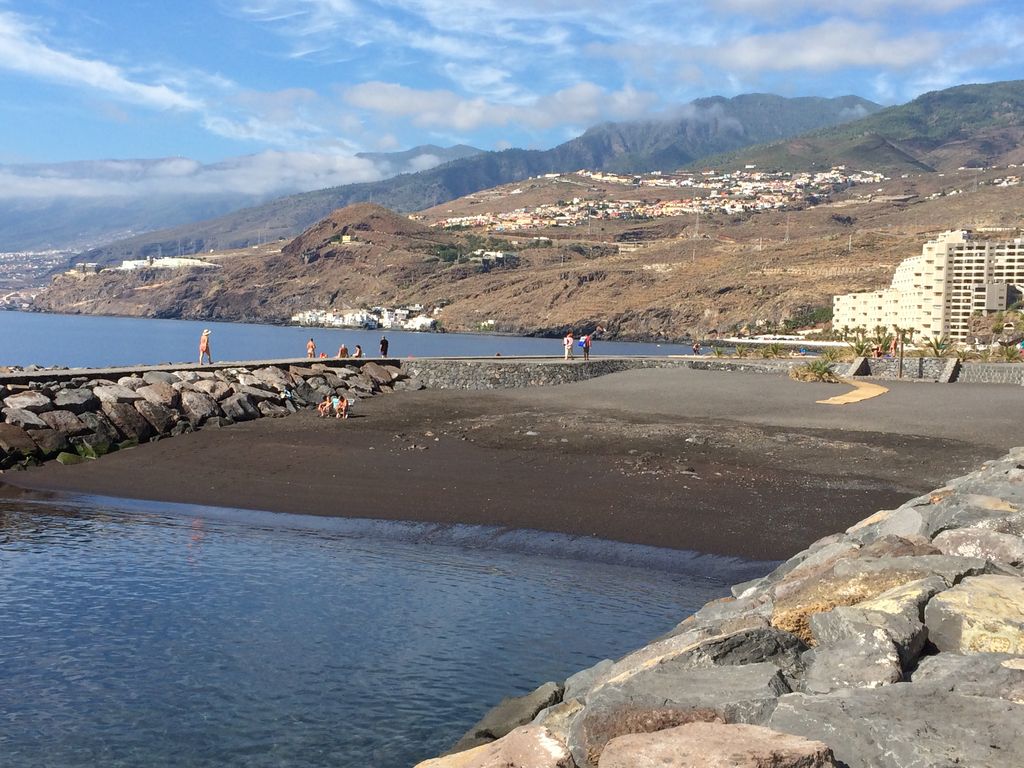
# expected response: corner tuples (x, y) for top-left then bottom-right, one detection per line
(0, 360), (406, 470)
(449, 682), (563, 753)
(933, 527), (1024, 567)
(767, 685), (1024, 768)
(597, 722), (838, 768)
(923, 575), (1024, 653)
(911, 652), (1024, 703)
(415, 725), (572, 768)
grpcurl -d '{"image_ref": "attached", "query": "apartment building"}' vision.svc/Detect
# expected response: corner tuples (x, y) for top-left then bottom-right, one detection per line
(833, 230), (1024, 341)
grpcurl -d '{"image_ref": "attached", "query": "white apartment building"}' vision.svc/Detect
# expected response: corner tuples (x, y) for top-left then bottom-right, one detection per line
(833, 230), (1024, 341)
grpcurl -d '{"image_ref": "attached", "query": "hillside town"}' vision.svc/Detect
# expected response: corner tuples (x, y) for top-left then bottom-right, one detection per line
(290, 304), (438, 331)
(429, 167), (888, 231)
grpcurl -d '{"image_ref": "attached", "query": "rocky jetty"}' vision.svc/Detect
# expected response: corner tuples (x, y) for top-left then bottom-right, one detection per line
(422, 451), (1024, 768)
(0, 361), (415, 470)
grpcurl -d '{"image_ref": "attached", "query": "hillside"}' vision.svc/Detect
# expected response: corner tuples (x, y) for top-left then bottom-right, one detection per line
(709, 80), (1024, 172)
(76, 94), (881, 264)
(32, 164), (1024, 341)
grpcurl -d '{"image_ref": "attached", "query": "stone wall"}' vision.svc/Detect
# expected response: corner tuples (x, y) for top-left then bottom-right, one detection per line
(853, 356), (959, 382)
(426, 451), (1024, 768)
(955, 363), (1024, 385)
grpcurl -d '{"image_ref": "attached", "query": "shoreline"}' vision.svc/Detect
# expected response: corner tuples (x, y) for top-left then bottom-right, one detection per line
(5, 367), (1023, 560)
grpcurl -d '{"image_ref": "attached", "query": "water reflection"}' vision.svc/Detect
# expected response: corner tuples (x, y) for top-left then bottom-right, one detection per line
(0, 498), (771, 768)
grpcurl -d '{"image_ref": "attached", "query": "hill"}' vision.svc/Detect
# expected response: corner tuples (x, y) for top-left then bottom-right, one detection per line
(31, 164), (1024, 340)
(707, 80), (1024, 172)
(76, 94), (880, 264)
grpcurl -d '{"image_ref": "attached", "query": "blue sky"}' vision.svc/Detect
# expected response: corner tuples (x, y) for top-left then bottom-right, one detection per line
(0, 0), (1021, 198)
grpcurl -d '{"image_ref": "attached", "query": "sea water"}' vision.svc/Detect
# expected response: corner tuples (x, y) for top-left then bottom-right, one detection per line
(0, 311), (696, 368)
(0, 496), (771, 767)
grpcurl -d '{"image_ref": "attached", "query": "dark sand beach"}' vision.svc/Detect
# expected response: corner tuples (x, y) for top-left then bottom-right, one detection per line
(4, 367), (1021, 560)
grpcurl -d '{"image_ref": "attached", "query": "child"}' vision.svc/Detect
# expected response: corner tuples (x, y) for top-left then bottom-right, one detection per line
(334, 396), (350, 419)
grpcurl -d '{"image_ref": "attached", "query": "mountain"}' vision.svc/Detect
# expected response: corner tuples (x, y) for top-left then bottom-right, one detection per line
(77, 94), (881, 263)
(707, 80), (1024, 172)
(0, 145), (483, 253)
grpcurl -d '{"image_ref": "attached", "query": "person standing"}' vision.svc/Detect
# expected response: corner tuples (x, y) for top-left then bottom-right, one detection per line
(198, 329), (212, 364)
(306, 338), (316, 358)
(379, 335), (389, 357)
(582, 332), (592, 361)
(563, 331), (575, 360)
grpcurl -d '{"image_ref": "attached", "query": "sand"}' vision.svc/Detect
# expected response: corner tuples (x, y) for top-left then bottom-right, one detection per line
(4, 367), (1021, 560)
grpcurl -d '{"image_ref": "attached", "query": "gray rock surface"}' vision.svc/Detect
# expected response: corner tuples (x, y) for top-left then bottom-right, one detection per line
(220, 393), (260, 422)
(39, 409), (90, 437)
(3, 408), (49, 429)
(179, 389), (222, 426)
(137, 382), (179, 409)
(924, 574), (1024, 654)
(449, 682), (563, 754)
(53, 387), (99, 414)
(0, 422), (39, 456)
(101, 401), (154, 443)
(93, 384), (144, 404)
(933, 527), (1024, 567)
(3, 390), (53, 413)
(912, 652), (1024, 703)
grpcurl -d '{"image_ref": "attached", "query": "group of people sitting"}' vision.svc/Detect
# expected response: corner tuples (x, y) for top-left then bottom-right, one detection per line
(317, 393), (350, 419)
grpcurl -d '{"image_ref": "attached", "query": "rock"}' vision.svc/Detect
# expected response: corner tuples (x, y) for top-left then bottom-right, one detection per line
(2, 408), (49, 429)
(236, 384), (280, 403)
(93, 384), (144, 404)
(38, 409), (90, 437)
(809, 576), (946, 671)
(564, 660), (614, 703)
(2, 390), (53, 413)
(845, 504), (931, 543)
(532, 699), (583, 745)
(912, 652), (1024, 703)
(116, 376), (147, 390)
(192, 379), (233, 400)
(0, 422), (39, 457)
(362, 361), (398, 385)
(56, 451), (86, 465)
(768, 685), (1024, 768)
(802, 631), (902, 693)
(173, 370), (201, 383)
(220, 393), (260, 422)
(71, 432), (114, 459)
(53, 387), (100, 414)
(924, 575), (1024, 654)
(598, 722), (838, 768)
(134, 400), (176, 434)
(137, 382), (180, 409)
(933, 528), (1024, 567)
(250, 366), (294, 391)
(257, 401), (290, 417)
(415, 725), (572, 768)
(101, 401), (155, 442)
(448, 682), (564, 753)
(78, 411), (121, 444)
(28, 427), (69, 458)
(567, 663), (790, 767)
(179, 389), (223, 426)
(142, 370), (179, 385)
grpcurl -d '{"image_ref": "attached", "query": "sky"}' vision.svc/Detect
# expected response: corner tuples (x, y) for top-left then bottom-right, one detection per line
(0, 0), (1021, 200)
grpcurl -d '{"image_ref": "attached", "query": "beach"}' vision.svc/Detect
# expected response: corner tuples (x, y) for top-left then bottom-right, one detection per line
(4, 367), (1021, 560)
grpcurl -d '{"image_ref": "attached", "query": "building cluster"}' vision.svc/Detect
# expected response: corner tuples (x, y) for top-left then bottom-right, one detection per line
(833, 230), (1024, 342)
(290, 304), (437, 332)
(431, 168), (886, 232)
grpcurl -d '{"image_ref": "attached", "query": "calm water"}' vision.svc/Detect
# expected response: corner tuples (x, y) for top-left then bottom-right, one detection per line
(0, 497), (770, 767)
(0, 311), (695, 368)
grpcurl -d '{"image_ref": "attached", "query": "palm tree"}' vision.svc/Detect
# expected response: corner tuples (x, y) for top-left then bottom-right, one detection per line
(923, 335), (951, 357)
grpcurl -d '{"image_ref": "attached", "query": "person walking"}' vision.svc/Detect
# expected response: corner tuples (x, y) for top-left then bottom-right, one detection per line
(582, 332), (592, 361)
(563, 331), (575, 360)
(306, 338), (316, 358)
(379, 335), (389, 357)
(198, 329), (212, 365)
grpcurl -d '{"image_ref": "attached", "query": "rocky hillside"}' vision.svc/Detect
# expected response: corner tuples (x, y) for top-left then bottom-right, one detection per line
(31, 166), (1024, 340)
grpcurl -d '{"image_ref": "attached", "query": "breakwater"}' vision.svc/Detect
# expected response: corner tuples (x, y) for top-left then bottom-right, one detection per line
(420, 450), (1024, 768)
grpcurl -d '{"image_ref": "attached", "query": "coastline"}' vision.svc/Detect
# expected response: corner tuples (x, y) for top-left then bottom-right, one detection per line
(5, 367), (1022, 560)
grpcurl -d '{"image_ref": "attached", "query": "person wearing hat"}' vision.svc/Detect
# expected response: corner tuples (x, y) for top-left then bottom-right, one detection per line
(199, 329), (212, 364)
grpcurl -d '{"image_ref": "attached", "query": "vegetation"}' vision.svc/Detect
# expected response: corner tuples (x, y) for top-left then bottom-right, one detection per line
(783, 305), (832, 332)
(789, 359), (840, 383)
(922, 336), (951, 357)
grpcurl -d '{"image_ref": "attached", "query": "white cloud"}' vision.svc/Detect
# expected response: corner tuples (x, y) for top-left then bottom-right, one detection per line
(0, 12), (201, 111)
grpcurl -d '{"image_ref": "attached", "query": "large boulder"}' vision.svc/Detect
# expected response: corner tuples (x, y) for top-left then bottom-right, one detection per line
(250, 366), (294, 392)
(911, 652), (1024, 703)
(101, 401), (154, 442)
(29, 427), (69, 458)
(179, 389), (222, 426)
(567, 663), (791, 767)
(448, 682), (563, 754)
(362, 361), (398, 386)
(2, 390), (53, 413)
(53, 387), (100, 414)
(39, 409), (91, 437)
(116, 376), (147, 390)
(134, 400), (177, 435)
(768, 685), (1024, 767)
(137, 382), (179, 409)
(142, 370), (179, 385)
(924, 575), (1024, 654)
(235, 384), (279, 403)
(93, 384), (144, 404)
(2, 407), (49, 429)
(415, 725), (572, 768)
(932, 528), (1024, 568)
(802, 632), (902, 694)
(220, 393), (260, 422)
(78, 411), (121, 444)
(598, 722), (838, 768)
(0, 422), (39, 457)
(192, 379), (233, 401)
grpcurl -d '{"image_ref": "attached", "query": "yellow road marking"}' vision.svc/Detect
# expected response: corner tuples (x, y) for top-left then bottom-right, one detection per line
(816, 378), (888, 405)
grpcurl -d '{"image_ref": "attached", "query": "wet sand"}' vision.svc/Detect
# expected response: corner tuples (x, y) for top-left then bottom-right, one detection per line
(4, 367), (1021, 560)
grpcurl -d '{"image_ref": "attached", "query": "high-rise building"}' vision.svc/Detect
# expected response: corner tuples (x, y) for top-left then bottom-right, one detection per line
(833, 230), (1024, 341)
